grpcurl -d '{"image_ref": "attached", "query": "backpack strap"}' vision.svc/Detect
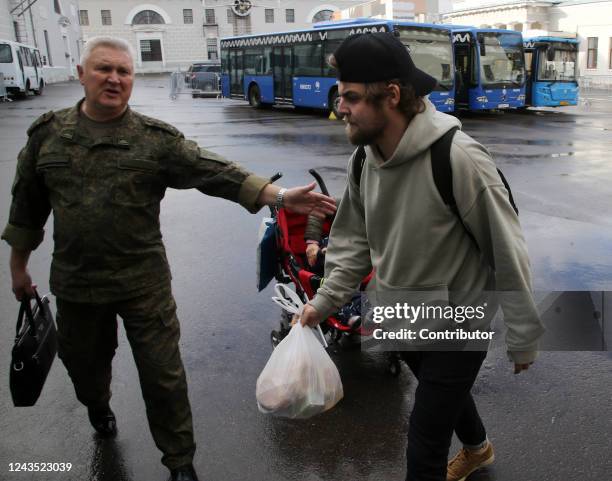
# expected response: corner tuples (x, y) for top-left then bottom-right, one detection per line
(496, 169), (519, 215)
(430, 126), (460, 214)
(430, 126), (479, 246)
(352, 145), (367, 188)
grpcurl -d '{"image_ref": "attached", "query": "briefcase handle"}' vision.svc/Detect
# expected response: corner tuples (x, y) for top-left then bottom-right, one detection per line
(15, 290), (45, 339)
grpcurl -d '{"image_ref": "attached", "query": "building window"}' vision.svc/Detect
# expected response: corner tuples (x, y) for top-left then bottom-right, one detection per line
(207, 38), (218, 60)
(79, 10), (89, 26)
(54, 0), (61, 15)
(587, 37), (598, 69)
(227, 8), (233, 23)
(183, 9), (193, 24)
(265, 9), (274, 23)
(44, 30), (52, 65)
(312, 9), (334, 23)
(205, 8), (216, 24)
(140, 39), (162, 62)
(133, 10), (165, 25)
(285, 9), (294, 23)
(101, 10), (112, 26)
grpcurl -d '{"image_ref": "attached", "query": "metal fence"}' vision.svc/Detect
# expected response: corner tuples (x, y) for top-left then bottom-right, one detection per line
(169, 70), (221, 100)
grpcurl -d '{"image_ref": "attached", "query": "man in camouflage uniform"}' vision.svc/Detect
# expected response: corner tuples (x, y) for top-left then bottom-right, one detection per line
(2, 36), (335, 481)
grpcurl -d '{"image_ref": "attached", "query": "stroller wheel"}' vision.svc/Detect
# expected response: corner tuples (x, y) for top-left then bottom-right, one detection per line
(270, 330), (282, 348)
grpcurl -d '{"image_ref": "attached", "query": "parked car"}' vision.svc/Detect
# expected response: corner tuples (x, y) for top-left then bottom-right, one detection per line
(185, 62), (221, 97)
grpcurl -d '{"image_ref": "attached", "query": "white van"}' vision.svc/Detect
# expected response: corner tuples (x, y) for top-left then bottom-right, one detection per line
(0, 39), (45, 96)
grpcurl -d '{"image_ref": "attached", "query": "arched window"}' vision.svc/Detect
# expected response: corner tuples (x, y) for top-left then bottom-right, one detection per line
(312, 9), (334, 23)
(132, 10), (165, 25)
(513, 23), (523, 32)
(531, 21), (542, 30)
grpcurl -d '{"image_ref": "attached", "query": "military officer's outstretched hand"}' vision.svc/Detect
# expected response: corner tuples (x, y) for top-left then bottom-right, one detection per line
(259, 182), (336, 219)
(283, 182), (336, 219)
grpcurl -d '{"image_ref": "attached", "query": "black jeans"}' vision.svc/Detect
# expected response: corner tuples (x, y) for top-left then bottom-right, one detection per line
(403, 351), (488, 481)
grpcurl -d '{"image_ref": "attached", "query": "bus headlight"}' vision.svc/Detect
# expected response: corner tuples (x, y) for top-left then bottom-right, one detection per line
(444, 98), (455, 105)
(517, 95), (526, 101)
(476, 96), (488, 103)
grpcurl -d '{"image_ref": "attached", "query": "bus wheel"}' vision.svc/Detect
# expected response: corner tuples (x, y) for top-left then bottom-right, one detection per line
(249, 84), (263, 108)
(35, 80), (44, 95)
(330, 89), (343, 119)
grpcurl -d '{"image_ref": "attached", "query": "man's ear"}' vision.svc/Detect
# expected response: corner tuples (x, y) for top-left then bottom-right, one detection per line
(77, 64), (84, 85)
(387, 83), (401, 109)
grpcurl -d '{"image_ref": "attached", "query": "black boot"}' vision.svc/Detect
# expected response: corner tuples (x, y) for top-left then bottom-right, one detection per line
(168, 464), (199, 481)
(87, 404), (117, 438)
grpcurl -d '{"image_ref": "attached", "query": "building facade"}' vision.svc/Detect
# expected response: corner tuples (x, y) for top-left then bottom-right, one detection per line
(335, 0), (454, 23)
(444, 0), (612, 86)
(202, 0), (366, 61)
(79, 0), (365, 72)
(1, 0), (83, 83)
(79, 0), (206, 72)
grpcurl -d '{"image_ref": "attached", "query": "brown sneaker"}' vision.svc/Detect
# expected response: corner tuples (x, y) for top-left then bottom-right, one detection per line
(446, 442), (495, 481)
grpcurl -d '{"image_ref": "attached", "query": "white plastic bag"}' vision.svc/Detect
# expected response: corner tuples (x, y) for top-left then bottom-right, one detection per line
(256, 322), (343, 419)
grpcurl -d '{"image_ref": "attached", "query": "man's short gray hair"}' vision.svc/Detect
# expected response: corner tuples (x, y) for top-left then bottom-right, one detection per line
(80, 36), (135, 66)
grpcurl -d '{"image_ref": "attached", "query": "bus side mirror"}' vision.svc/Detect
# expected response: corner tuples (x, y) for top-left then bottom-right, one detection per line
(479, 42), (485, 57)
(546, 46), (555, 62)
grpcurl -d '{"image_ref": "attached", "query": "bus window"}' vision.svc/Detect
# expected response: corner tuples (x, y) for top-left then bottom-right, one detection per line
(323, 39), (343, 76)
(293, 43), (322, 77)
(245, 47), (262, 76)
(0, 44), (12, 63)
(20, 47), (31, 66)
(477, 32), (524, 86)
(399, 27), (453, 91)
(262, 47), (272, 75)
(537, 45), (577, 82)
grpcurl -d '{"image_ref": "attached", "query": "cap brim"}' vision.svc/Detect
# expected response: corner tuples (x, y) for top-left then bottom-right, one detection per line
(412, 67), (437, 97)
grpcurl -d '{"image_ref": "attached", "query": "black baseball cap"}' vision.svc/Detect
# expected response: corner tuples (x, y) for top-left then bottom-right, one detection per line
(332, 32), (437, 97)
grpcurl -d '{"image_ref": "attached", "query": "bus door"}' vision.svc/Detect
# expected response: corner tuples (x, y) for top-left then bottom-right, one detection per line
(230, 49), (243, 96)
(454, 43), (471, 107)
(524, 48), (534, 105)
(273, 46), (293, 100)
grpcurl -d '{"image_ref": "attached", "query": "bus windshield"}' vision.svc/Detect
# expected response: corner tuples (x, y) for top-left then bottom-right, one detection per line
(478, 32), (524, 86)
(398, 27), (453, 91)
(537, 43), (577, 82)
(0, 44), (13, 63)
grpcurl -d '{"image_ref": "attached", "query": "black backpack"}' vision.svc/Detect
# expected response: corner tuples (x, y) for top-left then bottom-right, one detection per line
(352, 126), (518, 244)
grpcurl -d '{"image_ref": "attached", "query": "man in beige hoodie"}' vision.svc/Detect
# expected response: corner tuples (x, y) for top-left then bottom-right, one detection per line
(300, 32), (544, 481)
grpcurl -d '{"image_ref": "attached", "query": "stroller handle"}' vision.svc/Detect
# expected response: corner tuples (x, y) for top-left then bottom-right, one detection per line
(270, 172), (283, 183)
(308, 169), (330, 197)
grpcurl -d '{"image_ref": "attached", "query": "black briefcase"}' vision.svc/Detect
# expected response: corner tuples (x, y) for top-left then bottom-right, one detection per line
(10, 292), (57, 407)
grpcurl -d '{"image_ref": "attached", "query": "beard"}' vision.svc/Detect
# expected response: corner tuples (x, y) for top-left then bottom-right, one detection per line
(344, 116), (386, 146)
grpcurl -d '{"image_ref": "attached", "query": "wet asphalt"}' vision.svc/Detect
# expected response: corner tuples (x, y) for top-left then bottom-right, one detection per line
(0, 76), (611, 481)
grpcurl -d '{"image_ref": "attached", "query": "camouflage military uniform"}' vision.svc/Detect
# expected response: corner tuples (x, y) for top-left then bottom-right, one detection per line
(1, 99), (270, 469)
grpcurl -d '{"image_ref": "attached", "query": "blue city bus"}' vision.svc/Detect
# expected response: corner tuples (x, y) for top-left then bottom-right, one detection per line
(522, 35), (579, 107)
(220, 19), (455, 115)
(451, 27), (526, 110)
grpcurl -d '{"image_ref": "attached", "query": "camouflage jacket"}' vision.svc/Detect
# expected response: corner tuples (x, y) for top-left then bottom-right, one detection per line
(2, 99), (270, 303)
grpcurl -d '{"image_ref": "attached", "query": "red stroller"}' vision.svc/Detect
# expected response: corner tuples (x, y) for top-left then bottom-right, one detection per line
(264, 170), (402, 376)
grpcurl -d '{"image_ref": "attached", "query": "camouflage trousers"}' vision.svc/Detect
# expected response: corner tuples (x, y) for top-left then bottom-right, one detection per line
(56, 284), (195, 470)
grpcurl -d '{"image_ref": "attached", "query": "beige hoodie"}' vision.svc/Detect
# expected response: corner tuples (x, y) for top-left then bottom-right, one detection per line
(309, 98), (544, 364)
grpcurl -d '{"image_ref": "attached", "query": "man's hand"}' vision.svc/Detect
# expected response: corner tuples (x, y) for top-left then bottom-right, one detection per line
(10, 247), (36, 301)
(284, 182), (336, 219)
(300, 303), (324, 327)
(12, 269), (36, 301)
(306, 243), (320, 267)
(514, 362), (533, 375)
